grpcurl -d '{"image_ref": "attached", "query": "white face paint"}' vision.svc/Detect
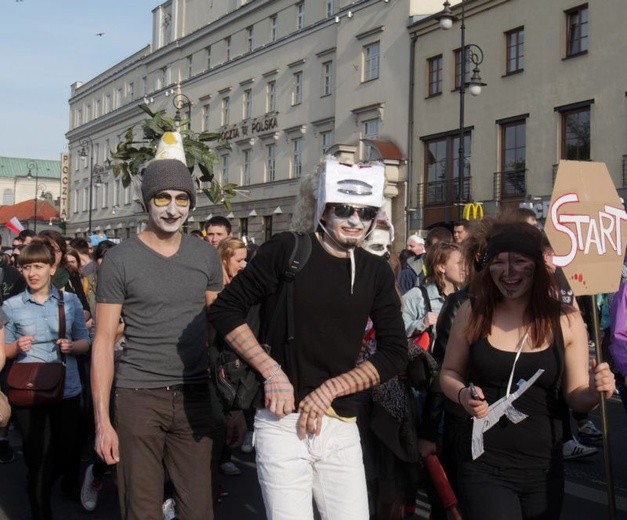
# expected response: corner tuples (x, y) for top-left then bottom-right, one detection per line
(322, 206), (371, 249)
(363, 228), (392, 257)
(147, 189), (190, 235)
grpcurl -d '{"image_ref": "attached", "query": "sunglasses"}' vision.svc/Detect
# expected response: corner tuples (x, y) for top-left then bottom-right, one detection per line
(331, 204), (378, 221)
(153, 193), (190, 207)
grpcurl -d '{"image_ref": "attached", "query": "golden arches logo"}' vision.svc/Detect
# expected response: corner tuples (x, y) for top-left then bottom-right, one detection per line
(462, 202), (484, 220)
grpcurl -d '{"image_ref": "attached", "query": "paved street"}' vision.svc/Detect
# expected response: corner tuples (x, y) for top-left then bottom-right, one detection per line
(1, 397), (626, 519)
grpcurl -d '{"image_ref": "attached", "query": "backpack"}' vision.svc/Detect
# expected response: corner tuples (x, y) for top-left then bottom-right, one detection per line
(210, 232), (312, 410)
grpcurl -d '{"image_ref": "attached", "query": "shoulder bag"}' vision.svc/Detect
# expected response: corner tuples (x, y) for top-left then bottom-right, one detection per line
(7, 292), (67, 408)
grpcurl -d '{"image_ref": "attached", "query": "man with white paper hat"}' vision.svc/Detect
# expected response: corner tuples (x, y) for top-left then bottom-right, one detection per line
(209, 157), (407, 519)
(91, 132), (235, 519)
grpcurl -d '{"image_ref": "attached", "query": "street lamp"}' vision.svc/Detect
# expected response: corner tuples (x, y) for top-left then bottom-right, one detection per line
(26, 161), (40, 232)
(171, 93), (192, 129)
(437, 0), (487, 217)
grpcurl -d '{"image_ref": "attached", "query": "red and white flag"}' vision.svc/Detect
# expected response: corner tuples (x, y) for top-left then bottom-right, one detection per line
(6, 217), (24, 235)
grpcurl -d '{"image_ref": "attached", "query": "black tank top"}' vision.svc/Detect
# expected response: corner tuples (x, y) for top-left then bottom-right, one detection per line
(467, 337), (564, 469)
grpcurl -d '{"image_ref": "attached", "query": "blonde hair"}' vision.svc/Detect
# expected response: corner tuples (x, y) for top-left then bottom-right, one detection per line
(218, 237), (247, 283)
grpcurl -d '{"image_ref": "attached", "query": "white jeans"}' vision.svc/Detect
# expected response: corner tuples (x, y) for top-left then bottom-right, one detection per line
(254, 409), (369, 520)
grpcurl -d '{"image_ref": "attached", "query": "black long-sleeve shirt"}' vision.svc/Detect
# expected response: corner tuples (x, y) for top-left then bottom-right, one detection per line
(208, 232), (408, 417)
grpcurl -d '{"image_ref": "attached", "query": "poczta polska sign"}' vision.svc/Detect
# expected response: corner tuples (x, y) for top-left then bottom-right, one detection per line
(544, 160), (627, 296)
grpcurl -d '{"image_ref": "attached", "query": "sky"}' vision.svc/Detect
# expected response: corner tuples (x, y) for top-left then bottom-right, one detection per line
(1, 0), (159, 161)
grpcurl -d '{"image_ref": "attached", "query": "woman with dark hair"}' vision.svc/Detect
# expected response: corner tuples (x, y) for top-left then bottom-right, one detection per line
(3, 241), (90, 519)
(38, 231), (90, 321)
(440, 222), (615, 520)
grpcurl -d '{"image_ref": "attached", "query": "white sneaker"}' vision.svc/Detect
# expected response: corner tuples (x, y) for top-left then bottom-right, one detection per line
(241, 431), (254, 454)
(219, 461), (242, 476)
(80, 464), (102, 512)
(162, 498), (176, 520)
(563, 438), (598, 460)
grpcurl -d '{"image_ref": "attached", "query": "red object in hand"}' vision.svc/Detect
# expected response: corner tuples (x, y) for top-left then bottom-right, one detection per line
(423, 454), (462, 519)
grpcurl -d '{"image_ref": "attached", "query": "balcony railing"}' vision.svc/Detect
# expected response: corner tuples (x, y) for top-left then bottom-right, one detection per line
(418, 176), (472, 206)
(493, 169), (527, 200)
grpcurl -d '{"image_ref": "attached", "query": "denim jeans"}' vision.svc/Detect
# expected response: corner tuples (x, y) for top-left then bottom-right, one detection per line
(114, 386), (216, 520)
(458, 458), (564, 520)
(254, 409), (369, 520)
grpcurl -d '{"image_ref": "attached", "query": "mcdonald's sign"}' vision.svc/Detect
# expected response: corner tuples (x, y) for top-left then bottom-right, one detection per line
(462, 202), (484, 220)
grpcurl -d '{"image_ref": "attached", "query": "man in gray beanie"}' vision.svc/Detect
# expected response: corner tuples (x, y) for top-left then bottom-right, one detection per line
(91, 158), (243, 519)
(141, 158), (197, 210)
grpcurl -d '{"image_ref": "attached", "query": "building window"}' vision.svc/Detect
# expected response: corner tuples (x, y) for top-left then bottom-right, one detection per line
(240, 218), (249, 238)
(362, 119), (380, 160)
(266, 80), (276, 112)
(246, 26), (254, 53)
(423, 133), (471, 205)
(454, 48), (472, 90)
(566, 4), (588, 56)
(113, 179), (121, 206)
(186, 55), (193, 79)
(76, 109), (82, 127)
(263, 215), (273, 242)
(322, 60), (334, 97)
(221, 97), (230, 125)
(124, 185), (132, 205)
(428, 55), (443, 96)
(326, 0), (337, 17)
(292, 138), (303, 177)
(82, 187), (89, 212)
(363, 42), (380, 82)
(296, 2), (305, 30)
(128, 82), (135, 101)
(73, 188), (79, 214)
(243, 149), (251, 185)
(506, 27), (525, 74)
(95, 99), (101, 118)
(243, 89), (252, 119)
(221, 155), (229, 184)
(225, 36), (231, 61)
(270, 15), (278, 42)
(206, 46), (212, 69)
(202, 104), (210, 131)
(116, 88), (123, 109)
(321, 130), (334, 155)
(292, 71), (303, 105)
(141, 76), (147, 95)
(561, 106), (590, 160)
(266, 143), (276, 181)
(500, 120), (527, 198)
(101, 182), (109, 208)
(93, 185), (99, 211)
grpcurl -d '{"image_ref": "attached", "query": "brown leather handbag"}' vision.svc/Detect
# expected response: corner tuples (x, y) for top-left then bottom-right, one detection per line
(7, 292), (67, 408)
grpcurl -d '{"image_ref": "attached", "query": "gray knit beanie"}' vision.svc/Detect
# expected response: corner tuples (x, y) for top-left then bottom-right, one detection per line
(141, 159), (196, 209)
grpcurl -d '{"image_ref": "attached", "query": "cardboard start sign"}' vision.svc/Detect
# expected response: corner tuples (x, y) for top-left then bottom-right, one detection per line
(544, 160), (627, 296)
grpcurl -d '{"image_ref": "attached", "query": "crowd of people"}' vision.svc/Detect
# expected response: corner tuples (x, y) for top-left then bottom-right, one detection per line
(0, 150), (624, 520)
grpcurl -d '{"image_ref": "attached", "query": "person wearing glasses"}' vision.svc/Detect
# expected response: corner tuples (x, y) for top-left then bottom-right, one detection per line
(209, 159), (407, 520)
(91, 158), (241, 520)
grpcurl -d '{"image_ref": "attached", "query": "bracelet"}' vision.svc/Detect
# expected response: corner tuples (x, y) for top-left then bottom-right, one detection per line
(457, 386), (467, 405)
(264, 364), (282, 385)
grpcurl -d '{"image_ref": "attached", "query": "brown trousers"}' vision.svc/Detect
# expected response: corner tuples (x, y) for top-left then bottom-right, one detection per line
(114, 386), (215, 520)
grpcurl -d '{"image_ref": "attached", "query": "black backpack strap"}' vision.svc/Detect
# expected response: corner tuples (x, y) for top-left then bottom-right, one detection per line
(417, 284), (432, 314)
(285, 232), (312, 343)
